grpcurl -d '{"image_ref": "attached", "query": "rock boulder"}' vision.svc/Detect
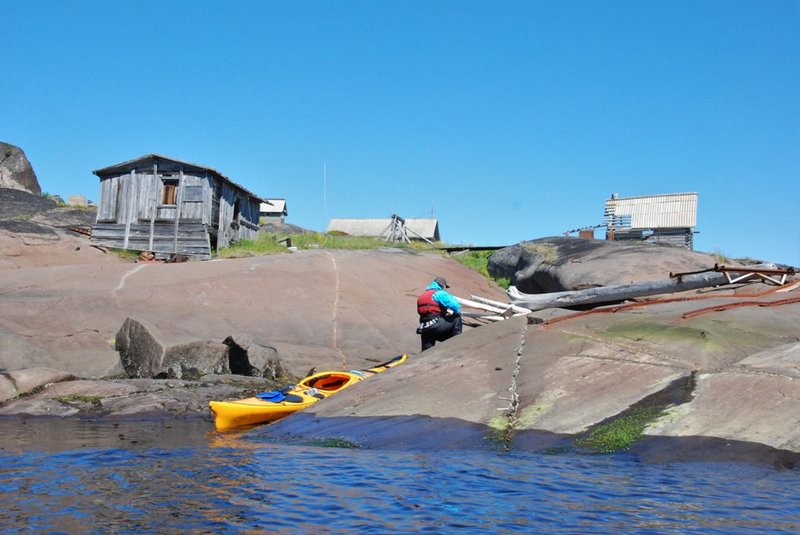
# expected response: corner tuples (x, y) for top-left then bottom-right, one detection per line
(114, 318), (289, 381)
(223, 334), (286, 379)
(487, 244), (544, 292)
(161, 340), (230, 380)
(0, 367), (76, 403)
(489, 236), (726, 293)
(0, 143), (41, 194)
(115, 318), (166, 378)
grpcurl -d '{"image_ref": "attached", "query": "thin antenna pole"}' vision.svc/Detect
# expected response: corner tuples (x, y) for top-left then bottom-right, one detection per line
(323, 162), (327, 230)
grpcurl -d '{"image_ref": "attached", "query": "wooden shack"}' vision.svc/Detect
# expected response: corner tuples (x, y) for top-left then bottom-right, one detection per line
(91, 154), (262, 260)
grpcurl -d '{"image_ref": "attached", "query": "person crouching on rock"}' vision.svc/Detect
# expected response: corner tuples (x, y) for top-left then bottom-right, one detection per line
(416, 276), (462, 351)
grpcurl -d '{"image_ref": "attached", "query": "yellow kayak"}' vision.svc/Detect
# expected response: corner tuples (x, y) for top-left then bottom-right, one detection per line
(209, 354), (407, 430)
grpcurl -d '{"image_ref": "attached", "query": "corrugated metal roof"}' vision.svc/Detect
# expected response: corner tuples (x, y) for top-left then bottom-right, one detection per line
(327, 218), (439, 240)
(605, 192), (697, 230)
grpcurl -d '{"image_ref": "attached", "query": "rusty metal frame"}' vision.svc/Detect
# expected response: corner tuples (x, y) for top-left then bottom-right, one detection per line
(681, 295), (800, 319)
(670, 264), (796, 286)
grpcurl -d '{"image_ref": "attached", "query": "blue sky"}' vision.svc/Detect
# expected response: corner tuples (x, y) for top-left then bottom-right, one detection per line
(2, 1), (798, 267)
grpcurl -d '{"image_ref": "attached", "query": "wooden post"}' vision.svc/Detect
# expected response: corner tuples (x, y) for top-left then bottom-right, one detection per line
(124, 169), (134, 250)
(149, 162), (157, 252)
(173, 168), (183, 254)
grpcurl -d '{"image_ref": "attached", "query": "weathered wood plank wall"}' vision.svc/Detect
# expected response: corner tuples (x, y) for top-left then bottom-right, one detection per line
(92, 156), (261, 259)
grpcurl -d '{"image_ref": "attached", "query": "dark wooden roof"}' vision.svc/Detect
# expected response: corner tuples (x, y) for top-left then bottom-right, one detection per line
(93, 154), (264, 202)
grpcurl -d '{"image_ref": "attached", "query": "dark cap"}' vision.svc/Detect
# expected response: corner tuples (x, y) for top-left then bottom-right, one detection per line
(434, 276), (450, 288)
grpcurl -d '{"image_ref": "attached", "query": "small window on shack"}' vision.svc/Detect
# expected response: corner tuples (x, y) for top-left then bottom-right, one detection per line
(161, 179), (178, 205)
(183, 185), (204, 202)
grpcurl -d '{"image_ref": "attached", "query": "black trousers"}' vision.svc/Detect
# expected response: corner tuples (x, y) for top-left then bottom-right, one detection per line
(418, 315), (463, 351)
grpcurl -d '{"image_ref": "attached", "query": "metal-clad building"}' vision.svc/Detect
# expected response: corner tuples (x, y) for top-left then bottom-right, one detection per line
(91, 154), (263, 260)
(604, 192), (698, 249)
(327, 218), (440, 242)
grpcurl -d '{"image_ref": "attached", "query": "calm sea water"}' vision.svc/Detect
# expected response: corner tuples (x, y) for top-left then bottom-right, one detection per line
(0, 419), (798, 534)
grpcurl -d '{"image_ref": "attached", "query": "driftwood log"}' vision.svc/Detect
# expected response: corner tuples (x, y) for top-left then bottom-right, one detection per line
(456, 295), (532, 322)
(507, 271), (733, 312)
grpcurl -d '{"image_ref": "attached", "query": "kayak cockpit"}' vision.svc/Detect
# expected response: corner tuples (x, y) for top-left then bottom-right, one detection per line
(301, 372), (360, 392)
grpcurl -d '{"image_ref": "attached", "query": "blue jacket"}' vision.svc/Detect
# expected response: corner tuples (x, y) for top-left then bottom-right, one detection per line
(426, 280), (461, 314)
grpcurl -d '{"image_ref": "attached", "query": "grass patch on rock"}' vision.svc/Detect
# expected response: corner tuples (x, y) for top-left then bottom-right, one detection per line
(575, 373), (696, 454)
(576, 406), (666, 453)
(605, 321), (712, 343)
(604, 320), (725, 354)
(217, 231), (446, 258)
(485, 413), (515, 449)
(523, 243), (557, 264)
(56, 394), (102, 405)
(604, 318), (779, 357)
(220, 232), (513, 288)
(451, 250), (511, 289)
(109, 248), (143, 261)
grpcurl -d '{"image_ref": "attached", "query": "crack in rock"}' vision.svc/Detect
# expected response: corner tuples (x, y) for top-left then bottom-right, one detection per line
(499, 321), (528, 450)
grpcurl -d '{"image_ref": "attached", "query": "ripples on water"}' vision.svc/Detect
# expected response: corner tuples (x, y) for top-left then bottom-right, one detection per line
(0, 419), (798, 533)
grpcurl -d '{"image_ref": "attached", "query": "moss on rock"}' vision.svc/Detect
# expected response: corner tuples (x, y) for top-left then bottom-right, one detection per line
(576, 406), (665, 453)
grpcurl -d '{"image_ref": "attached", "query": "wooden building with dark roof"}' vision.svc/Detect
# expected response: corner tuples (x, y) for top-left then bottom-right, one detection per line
(91, 154), (263, 260)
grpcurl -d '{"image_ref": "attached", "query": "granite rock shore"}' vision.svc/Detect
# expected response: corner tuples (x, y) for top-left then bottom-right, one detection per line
(1, 187), (799, 466)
